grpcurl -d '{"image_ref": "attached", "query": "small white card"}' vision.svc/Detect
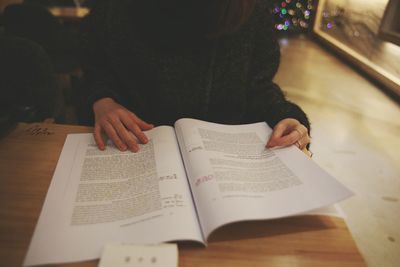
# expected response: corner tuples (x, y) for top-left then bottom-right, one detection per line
(98, 243), (178, 267)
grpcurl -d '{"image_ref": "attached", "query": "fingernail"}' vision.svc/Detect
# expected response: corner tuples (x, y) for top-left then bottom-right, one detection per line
(132, 145), (139, 153)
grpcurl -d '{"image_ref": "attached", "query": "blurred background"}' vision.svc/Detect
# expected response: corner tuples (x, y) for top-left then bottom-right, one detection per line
(0, 0), (399, 127)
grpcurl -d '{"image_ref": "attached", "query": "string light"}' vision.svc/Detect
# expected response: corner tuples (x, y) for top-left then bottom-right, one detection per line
(273, 0), (314, 32)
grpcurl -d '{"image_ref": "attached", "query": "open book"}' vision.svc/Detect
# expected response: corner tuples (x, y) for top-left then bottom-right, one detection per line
(24, 118), (352, 266)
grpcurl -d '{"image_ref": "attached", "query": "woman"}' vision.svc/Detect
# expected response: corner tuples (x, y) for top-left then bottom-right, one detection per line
(81, 0), (311, 154)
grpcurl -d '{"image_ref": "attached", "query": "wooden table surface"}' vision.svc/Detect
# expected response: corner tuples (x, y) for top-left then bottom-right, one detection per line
(0, 123), (366, 267)
(274, 36), (400, 266)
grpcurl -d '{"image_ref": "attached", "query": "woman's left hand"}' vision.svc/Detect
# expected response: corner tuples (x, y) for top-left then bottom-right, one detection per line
(266, 118), (311, 155)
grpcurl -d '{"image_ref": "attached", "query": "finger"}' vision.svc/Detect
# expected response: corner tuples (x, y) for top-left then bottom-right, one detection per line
(269, 130), (299, 148)
(297, 134), (310, 149)
(266, 125), (286, 148)
(130, 113), (154, 130)
(300, 134), (311, 149)
(93, 124), (106, 150)
(111, 119), (140, 152)
(294, 135), (310, 149)
(294, 139), (301, 148)
(270, 121), (291, 139)
(129, 123), (149, 145)
(294, 124), (308, 138)
(102, 121), (127, 151)
(267, 119), (299, 147)
(121, 116), (149, 144)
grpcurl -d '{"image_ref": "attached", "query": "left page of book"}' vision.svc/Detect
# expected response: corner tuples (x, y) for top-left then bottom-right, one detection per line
(24, 126), (203, 266)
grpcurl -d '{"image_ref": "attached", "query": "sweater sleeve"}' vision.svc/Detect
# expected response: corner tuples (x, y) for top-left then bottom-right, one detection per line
(80, 0), (121, 106)
(244, 2), (310, 133)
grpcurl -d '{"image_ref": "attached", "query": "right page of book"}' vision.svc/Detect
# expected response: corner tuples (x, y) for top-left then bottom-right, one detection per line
(174, 118), (353, 239)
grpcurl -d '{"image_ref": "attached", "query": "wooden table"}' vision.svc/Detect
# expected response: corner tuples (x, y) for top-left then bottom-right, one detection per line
(0, 123), (366, 267)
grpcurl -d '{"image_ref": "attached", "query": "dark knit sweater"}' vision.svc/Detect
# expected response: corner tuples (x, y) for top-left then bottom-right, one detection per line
(80, 0), (310, 132)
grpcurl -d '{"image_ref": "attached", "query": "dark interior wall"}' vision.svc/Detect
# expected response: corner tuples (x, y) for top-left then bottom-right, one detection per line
(0, 0), (23, 12)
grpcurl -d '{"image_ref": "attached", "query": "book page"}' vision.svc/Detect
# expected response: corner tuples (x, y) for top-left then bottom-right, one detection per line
(174, 118), (353, 239)
(24, 126), (203, 266)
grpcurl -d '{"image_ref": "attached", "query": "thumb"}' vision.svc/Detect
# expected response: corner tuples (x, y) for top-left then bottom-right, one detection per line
(266, 125), (287, 148)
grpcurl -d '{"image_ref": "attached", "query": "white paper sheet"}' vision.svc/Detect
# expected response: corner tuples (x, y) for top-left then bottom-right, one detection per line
(174, 119), (353, 238)
(24, 127), (202, 266)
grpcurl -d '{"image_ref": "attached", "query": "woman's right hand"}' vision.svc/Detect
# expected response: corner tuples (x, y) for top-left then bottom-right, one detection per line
(93, 97), (154, 152)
